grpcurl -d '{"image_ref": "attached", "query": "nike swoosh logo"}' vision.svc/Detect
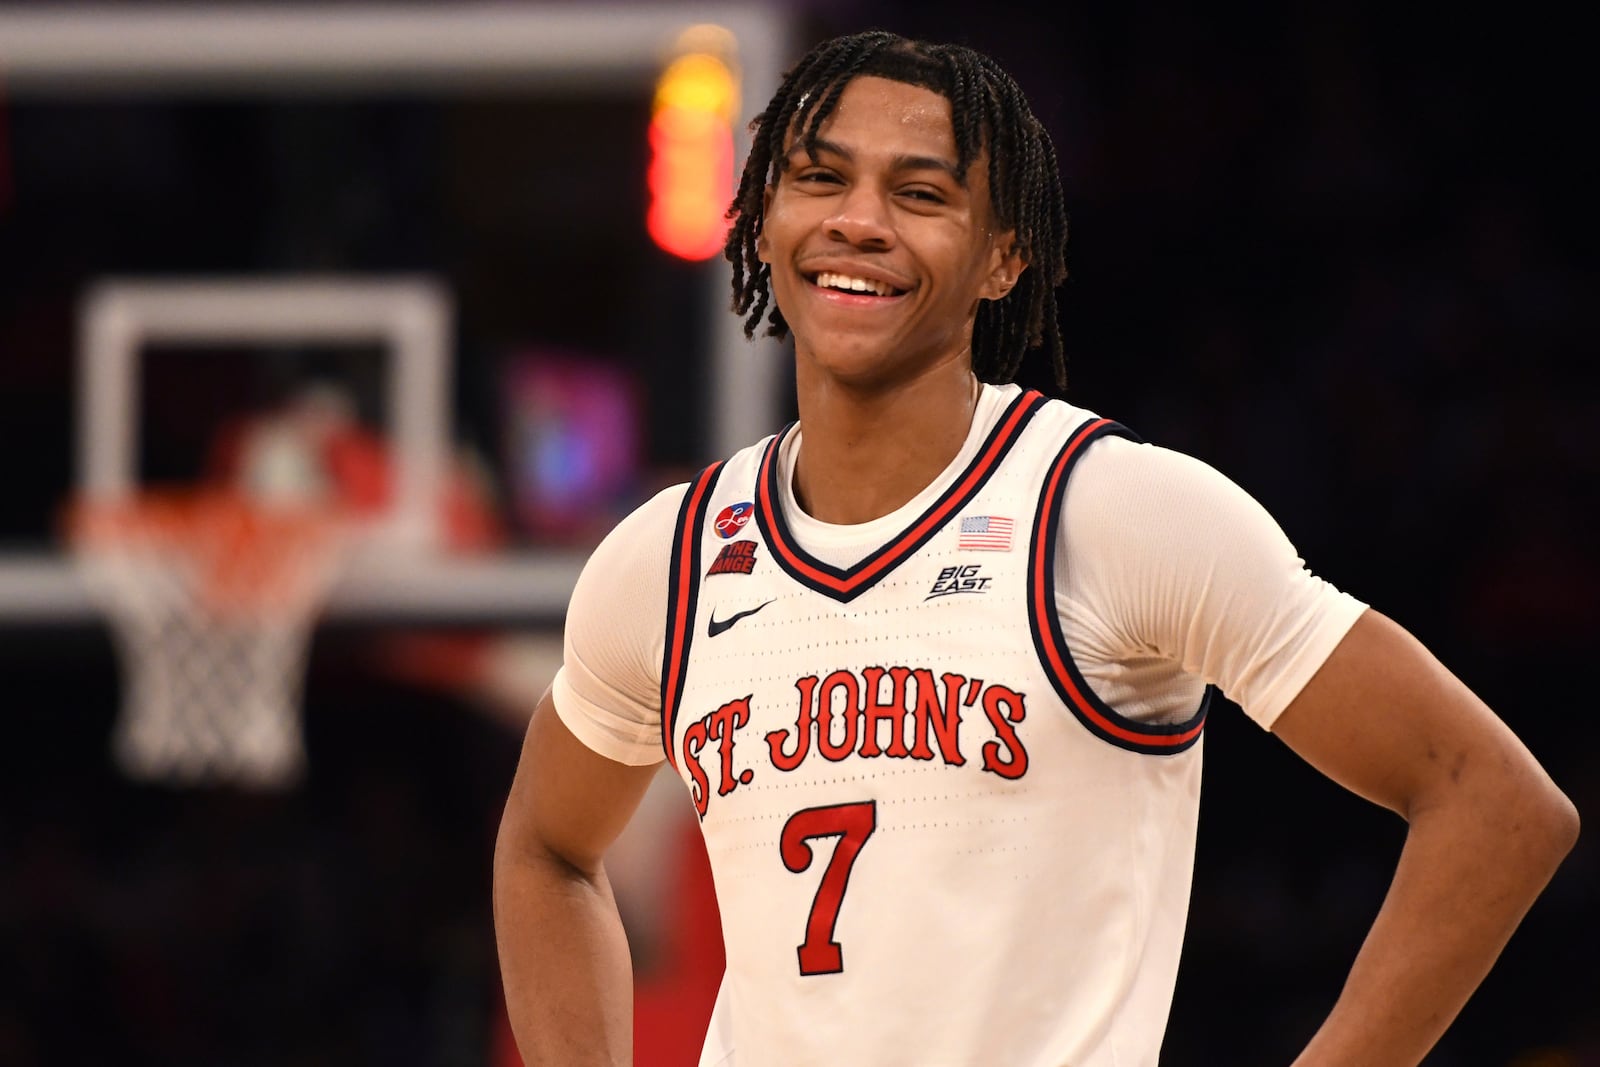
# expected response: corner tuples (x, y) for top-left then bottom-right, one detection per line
(707, 599), (775, 637)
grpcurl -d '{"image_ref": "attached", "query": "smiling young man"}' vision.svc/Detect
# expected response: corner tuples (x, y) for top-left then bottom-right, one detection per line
(492, 31), (1577, 1066)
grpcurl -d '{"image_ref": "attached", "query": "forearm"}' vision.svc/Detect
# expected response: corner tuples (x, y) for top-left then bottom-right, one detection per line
(1291, 773), (1578, 1065)
(494, 843), (635, 1066)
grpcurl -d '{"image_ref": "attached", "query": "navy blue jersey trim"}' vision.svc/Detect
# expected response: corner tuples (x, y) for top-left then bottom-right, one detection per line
(660, 461), (726, 768)
(1026, 418), (1209, 755)
(755, 389), (1049, 603)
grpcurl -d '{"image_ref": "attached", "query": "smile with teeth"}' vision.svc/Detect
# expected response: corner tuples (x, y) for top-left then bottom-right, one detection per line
(813, 271), (902, 297)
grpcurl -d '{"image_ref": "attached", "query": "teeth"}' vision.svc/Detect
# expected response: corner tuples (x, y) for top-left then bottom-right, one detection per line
(816, 272), (894, 296)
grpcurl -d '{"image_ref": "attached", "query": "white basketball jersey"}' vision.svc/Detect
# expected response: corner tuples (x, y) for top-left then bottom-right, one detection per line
(661, 390), (1209, 1066)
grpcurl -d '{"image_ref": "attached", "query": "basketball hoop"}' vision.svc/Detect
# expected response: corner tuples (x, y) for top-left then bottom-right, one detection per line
(66, 489), (352, 790)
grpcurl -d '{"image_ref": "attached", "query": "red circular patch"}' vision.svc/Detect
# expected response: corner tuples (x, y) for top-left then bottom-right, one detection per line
(713, 501), (754, 539)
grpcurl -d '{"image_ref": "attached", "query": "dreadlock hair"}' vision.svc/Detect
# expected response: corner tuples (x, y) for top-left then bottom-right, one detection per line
(724, 30), (1070, 391)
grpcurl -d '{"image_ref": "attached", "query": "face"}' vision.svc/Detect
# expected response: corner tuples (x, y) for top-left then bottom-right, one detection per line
(756, 75), (1024, 389)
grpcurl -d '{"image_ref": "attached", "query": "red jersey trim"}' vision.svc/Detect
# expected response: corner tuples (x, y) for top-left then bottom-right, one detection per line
(1027, 418), (1209, 755)
(660, 461), (726, 769)
(755, 389), (1049, 603)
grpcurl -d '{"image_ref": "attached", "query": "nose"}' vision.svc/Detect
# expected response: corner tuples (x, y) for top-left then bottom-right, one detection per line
(824, 184), (894, 249)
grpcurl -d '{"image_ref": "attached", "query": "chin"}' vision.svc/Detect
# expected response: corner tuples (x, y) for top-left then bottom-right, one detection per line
(811, 338), (966, 389)
(803, 346), (900, 387)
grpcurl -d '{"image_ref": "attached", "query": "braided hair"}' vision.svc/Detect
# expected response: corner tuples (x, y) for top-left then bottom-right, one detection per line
(725, 31), (1069, 390)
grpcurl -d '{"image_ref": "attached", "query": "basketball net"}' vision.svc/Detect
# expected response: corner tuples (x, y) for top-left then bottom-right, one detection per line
(67, 485), (352, 790)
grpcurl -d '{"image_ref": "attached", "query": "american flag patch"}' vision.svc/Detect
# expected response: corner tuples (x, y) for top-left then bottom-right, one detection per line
(958, 515), (1014, 551)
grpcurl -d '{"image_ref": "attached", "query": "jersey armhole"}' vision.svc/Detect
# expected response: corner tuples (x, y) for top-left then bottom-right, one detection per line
(659, 461), (728, 768)
(1025, 417), (1209, 755)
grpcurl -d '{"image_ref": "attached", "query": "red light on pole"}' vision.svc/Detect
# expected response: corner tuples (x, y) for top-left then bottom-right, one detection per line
(647, 29), (739, 262)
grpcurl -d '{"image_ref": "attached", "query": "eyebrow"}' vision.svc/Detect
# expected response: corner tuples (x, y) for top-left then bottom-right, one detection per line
(795, 137), (967, 185)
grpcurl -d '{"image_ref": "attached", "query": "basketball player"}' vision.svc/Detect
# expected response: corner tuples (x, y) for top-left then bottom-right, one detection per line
(493, 31), (1577, 1065)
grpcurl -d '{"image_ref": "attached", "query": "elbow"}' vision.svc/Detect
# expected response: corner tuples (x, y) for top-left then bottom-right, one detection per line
(1430, 757), (1582, 884)
(1509, 773), (1581, 881)
(1542, 785), (1581, 864)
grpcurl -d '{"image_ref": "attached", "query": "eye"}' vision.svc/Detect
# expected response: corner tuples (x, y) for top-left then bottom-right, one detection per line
(791, 167), (842, 186)
(899, 187), (946, 204)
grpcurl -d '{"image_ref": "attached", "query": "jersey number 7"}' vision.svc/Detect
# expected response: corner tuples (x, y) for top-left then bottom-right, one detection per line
(780, 800), (878, 976)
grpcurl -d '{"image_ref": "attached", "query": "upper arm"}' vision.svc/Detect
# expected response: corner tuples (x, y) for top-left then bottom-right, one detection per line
(1271, 608), (1575, 832)
(498, 686), (663, 876)
(493, 485), (689, 872)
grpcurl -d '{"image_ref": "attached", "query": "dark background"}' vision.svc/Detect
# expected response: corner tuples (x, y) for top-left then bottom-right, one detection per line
(1, 1), (1595, 1064)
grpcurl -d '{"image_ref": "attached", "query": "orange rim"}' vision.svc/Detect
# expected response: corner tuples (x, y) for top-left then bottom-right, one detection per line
(66, 489), (348, 617)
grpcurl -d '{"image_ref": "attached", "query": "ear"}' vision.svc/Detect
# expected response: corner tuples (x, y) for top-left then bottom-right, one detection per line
(756, 185), (776, 264)
(980, 230), (1027, 301)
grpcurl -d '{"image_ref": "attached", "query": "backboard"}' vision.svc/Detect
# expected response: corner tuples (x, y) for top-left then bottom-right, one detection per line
(0, 1), (796, 626)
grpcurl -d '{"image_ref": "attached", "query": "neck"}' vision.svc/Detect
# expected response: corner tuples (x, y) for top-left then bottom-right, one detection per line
(791, 357), (982, 525)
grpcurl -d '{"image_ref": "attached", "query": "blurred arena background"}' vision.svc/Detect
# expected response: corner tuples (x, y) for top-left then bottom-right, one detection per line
(0, 1), (1593, 1065)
